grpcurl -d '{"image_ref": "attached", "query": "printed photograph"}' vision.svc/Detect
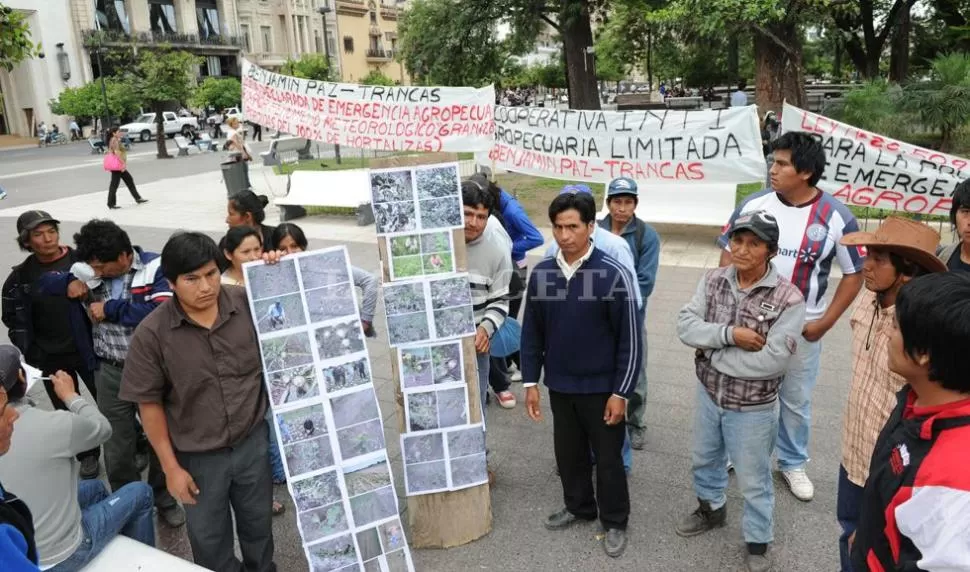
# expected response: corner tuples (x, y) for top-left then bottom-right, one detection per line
(349, 485), (397, 527)
(422, 252), (454, 275)
(405, 460), (448, 494)
(276, 404), (328, 446)
(383, 282), (426, 316)
(253, 294), (306, 334)
(406, 392), (438, 432)
(432, 307), (475, 339)
(363, 558), (382, 572)
(389, 235), (420, 257)
(379, 519), (407, 553)
(420, 231), (450, 253)
(305, 283), (357, 323)
(336, 418), (386, 460)
(450, 452), (488, 488)
(387, 313), (431, 346)
(446, 425), (486, 459)
(260, 332), (314, 373)
(400, 347), (433, 388)
(330, 388), (380, 430)
(343, 456), (393, 497)
(292, 470), (342, 512)
(283, 435), (334, 476)
(375, 202), (417, 235)
(371, 170), (414, 204)
(419, 196), (463, 230)
(431, 342), (462, 384)
(429, 276), (472, 310)
(247, 258), (299, 301)
(390, 255), (423, 279)
(322, 357), (371, 393)
(267, 365), (319, 406)
(315, 321), (365, 361)
(386, 549), (411, 572)
(402, 432), (444, 464)
(436, 387), (468, 429)
(299, 501), (348, 543)
(299, 250), (351, 291)
(356, 527), (383, 562)
(415, 165), (460, 200)
(307, 534), (357, 572)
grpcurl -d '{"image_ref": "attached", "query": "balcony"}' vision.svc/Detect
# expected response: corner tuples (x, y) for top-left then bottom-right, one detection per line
(335, 0), (368, 16)
(369, 24), (381, 36)
(366, 48), (393, 61)
(380, 5), (398, 20)
(81, 29), (245, 51)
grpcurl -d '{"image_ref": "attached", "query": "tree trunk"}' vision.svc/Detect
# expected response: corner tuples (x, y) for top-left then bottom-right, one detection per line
(560, 0), (601, 110)
(154, 103), (171, 159)
(727, 36), (739, 81)
(646, 28), (653, 91)
(833, 36), (843, 79)
(889, 5), (911, 82)
(753, 22), (805, 112)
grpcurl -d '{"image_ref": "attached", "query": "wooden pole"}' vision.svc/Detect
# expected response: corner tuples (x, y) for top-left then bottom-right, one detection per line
(371, 152), (492, 548)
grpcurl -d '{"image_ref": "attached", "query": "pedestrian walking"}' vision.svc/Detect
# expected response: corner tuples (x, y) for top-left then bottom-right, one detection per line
(104, 127), (147, 210)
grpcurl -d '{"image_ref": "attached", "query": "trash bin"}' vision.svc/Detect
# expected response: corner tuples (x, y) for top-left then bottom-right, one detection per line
(221, 160), (250, 196)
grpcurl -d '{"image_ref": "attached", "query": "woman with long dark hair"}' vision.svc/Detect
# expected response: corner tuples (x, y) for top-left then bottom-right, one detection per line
(105, 127), (148, 210)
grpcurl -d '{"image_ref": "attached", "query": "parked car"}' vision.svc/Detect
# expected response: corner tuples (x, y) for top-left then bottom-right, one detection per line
(120, 112), (200, 142)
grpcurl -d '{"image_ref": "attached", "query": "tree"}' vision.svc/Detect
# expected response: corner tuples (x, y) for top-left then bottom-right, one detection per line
(898, 53), (970, 151)
(191, 77), (241, 111)
(829, 0), (918, 79)
(129, 49), (199, 158)
(280, 53), (332, 81)
(0, 3), (39, 71)
(48, 79), (140, 125)
(360, 70), (397, 86)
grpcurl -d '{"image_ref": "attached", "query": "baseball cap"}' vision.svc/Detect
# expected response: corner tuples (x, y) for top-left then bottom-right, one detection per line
(607, 177), (638, 198)
(559, 184), (593, 195)
(16, 210), (59, 234)
(729, 211), (780, 246)
(0, 346), (23, 393)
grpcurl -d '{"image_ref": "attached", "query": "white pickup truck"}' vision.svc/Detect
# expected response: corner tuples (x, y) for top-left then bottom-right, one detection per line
(121, 112), (200, 142)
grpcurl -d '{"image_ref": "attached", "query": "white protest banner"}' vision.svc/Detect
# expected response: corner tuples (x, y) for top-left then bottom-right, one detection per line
(478, 105), (766, 183)
(782, 103), (968, 216)
(242, 58), (495, 153)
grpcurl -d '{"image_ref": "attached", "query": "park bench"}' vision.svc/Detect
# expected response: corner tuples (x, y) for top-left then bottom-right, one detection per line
(197, 133), (218, 152)
(88, 137), (105, 154)
(173, 135), (196, 157)
(260, 137), (315, 168)
(667, 96), (704, 110)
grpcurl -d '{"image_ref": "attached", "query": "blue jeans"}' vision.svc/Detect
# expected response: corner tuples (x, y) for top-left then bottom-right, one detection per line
(837, 464), (864, 572)
(48, 480), (155, 571)
(265, 408), (285, 482)
(477, 352), (490, 427)
(776, 337), (822, 471)
(692, 383), (779, 544)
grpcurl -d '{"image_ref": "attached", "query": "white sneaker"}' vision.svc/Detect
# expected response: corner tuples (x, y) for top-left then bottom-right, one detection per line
(509, 363), (522, 382)
(781, 469), (814, 501)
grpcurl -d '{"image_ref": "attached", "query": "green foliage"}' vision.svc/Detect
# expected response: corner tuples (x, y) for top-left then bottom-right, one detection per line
(360, 70), (397, 86)
(532, 60), (567, 88)
(191, 77), (241, 110)
(280, 53), (331, 81)
(0, 3), (39, 72)
(899, 53), (970, 151)
(127, 49), (198, 157)
(827, 79), (907, 137)
(48, 78), (140, 122)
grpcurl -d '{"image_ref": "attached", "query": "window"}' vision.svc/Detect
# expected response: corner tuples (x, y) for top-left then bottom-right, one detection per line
(196, 0), (220, 39)
(369, 37), (379, 52)
(261, 25), (272, 52)
(94, 0), (130, 34)
(370, 11), (377, 24)
(343, 36), (354, 53)
(328, 36), (337, 56)
(315, 31), (322, 54)
(148, 0), (176, 34)
(240, 24), (251, 51)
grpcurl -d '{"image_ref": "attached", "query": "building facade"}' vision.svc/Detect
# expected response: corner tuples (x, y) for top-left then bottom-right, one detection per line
(237, 0), (341, 77)
(334, 0), (407, 84)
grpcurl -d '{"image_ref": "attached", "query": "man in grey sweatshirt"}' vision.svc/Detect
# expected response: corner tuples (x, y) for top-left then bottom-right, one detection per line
(0, 345), (154, 570)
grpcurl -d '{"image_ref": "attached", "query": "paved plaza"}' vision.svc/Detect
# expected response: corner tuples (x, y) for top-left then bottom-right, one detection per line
(0, 142), (852, 571)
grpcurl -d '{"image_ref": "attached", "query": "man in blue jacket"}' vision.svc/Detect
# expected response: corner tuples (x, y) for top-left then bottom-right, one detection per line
(523, 191), (642, 558)
(601, 177), (660, 450)
(40, 219), (184, 528)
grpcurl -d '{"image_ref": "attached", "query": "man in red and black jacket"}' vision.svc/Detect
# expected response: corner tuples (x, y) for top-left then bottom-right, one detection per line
(852, 272), (970, 571)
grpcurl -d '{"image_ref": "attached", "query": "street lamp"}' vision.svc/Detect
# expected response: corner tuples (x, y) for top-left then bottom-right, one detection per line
(92, 16), (112, 139)
(316, 1), (340, 164)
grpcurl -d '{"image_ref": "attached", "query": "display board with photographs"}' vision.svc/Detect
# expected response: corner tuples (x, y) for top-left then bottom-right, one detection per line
(383, 275), (476, 347)
(400, 424), (488, 496)
(370, 163), (464, 236)
(244, 247), (414, 572)
(387, 231), (456, 281)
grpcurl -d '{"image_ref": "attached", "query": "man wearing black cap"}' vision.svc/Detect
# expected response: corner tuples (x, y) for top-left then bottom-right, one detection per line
(676, 211), (806, 572)
(1, 211), (101, 479)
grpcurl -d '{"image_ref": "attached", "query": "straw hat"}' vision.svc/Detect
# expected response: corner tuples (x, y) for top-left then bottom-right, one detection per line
(840, 216), (947, 274)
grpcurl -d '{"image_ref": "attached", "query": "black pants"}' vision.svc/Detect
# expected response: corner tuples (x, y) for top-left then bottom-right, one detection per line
(107, 170), (142, 207)
(252, 124), (262, 142)
(177, 421), (275, 572)
(507, 265), (527, 369)
(550, 390), (629, 530)
(33, 351), (99, 462)
(488, 356), (511, 393)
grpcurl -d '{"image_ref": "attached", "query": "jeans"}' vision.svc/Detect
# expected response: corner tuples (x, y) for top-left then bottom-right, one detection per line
(476, 352), (490, 427)
(48, 480), (155, 571)
(265, 408), (285, 483)
(837, 465), (864, 572)
(692, 383), (779, 544)
(776, 337), (822, 471)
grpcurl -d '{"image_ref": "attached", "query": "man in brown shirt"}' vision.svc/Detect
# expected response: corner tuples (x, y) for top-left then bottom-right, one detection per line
(120, 231), (276, 572)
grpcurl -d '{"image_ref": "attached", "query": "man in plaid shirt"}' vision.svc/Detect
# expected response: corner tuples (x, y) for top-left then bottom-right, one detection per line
(675, 211), (805, 572)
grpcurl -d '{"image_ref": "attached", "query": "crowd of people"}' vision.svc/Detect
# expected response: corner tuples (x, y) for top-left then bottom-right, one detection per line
(0, 129), (969, 572)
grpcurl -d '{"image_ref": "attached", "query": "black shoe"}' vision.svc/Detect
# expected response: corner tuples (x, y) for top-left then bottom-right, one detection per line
(134, 451), (149, 473)
(136, 198), (149, 204)
(79, 457), (99, 480)
(675, 499), (727, 537)
(157, 503), (186, 528)
(544, 508), (587, 530)
(629, 427), (646, 450)
(746, 543), (771, 572)
(604, 528), (628, 558)
(108, 205), (121, 210)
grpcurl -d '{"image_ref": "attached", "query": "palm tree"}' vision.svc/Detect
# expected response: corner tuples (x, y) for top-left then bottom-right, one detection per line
(899, 53), (970, 152)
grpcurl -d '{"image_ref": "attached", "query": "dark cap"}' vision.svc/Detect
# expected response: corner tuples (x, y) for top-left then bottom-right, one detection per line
(729, 210), (780, 246)
(16, 210), (59, 234)
(0, 346), (23, 392)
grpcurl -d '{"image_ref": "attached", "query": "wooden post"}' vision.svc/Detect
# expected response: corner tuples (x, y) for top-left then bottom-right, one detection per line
(371, 152), (493, 548)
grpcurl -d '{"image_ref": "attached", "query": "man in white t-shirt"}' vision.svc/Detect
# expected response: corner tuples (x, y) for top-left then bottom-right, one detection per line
(717, 132), (864, 502)
(731, 81), (748, 107)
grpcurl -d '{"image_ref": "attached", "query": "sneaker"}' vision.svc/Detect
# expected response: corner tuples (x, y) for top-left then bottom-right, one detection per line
(136, 199), (149, 204)
(628, 427), (645, 450)
(157, 503), (186, 528)
(745, 543), (771, 572)
(544, 508), (583, 530)
(79, 457), (100, 480)
(675, 500), (727, 537)
(509, 363), (522, 382)
(781, 468), (815, 502)
(495, 391), (516, 409)
(604, 528), (628, 558)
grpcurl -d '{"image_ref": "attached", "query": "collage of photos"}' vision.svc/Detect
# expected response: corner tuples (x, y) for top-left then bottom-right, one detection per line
(329, 387), (386, 461)
(399, 341), (464, 390)
(400, 424), (488, 496)
(388, 231), (456, 281)
(356, 517), (412, 572)
(405, 386), (469, 432)
(276, 404), (334, 479)
(370, 164), (464, 237)
(342, 456), (399, 531)
(382, 275), (476, 347)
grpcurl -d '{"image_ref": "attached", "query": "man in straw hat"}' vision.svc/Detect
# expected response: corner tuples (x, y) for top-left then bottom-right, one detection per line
(835, 216), (947, 572)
